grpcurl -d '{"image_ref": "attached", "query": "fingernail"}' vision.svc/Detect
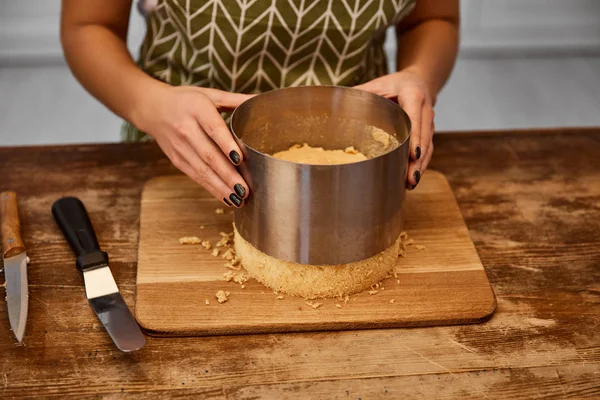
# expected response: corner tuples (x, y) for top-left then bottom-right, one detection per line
(234, 183), (246, 198)
(411, 184), (417, 190)
(413, 170), (421, 185)
(223, 197), (232, 207)
(229, 150), (241, 165)
(416, 146), (421, 160)
(229, 193), (242, 207)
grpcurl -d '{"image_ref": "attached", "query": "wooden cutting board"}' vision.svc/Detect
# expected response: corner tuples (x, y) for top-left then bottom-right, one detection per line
(135, 171), (496, 336)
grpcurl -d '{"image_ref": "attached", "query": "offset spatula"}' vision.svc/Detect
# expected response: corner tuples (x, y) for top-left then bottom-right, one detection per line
(52, 197), (145, 352)
(1, 192), (28, 343)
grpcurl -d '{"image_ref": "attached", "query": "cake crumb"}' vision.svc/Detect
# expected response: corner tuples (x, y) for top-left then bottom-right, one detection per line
(241, 285), (246, 289)
(201, 240), (212, 250)
(368, 290), (379, 295)
(221, 248), (235, 260)
(415, 244), (426, 250)
(216, 290), (229, 303)
(389, 299), (395, 304)
(343, 295), (350, 304)
(205, 299), (210, 305)
(217, 237), (232, 248)
(233, 273), (249, 284)
(215, 208), (224, 215)
(275, 295), (284, 300)
(335, 304), (342, 309)
(400, 231), (408, 240)
(344, 146), (359, 154)
(304, 301), (323, 309)
(397, 279), (400, 284)
(200, 225), (205, 229)
(179, 236), (202, 244)
(222, 271), (234, 282)
(211, 248), (220, 257)
(225, 263), (242, 271)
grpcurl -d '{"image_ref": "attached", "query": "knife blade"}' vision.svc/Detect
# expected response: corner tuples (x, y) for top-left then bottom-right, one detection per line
(1, 191), (29, 343)
(52, 197), (145, 352)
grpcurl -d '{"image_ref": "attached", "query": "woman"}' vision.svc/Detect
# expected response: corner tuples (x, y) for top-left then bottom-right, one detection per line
(61, 0), (458, 207)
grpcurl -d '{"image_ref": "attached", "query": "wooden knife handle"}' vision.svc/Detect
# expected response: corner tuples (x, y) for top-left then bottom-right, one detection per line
(0, 191), (25, 258)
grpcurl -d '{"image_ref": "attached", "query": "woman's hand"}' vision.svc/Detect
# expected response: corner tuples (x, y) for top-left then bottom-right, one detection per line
(355, 68), (435, 189)
(134, 85), (253, 207)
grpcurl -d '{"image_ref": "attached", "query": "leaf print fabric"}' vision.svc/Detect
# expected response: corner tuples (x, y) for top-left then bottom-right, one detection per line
(122, 0), (415, 141)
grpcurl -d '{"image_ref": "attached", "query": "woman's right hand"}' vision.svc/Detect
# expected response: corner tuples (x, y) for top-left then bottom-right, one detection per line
(134, 85), (253, 207)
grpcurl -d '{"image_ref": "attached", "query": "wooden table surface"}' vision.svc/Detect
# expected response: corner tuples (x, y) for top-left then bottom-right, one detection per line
(1, 128), (599, 399)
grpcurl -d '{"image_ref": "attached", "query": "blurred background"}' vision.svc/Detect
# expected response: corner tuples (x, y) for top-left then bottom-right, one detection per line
(1, 0), (599, 146)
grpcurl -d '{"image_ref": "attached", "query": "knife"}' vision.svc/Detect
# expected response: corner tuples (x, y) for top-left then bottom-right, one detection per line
(52, 197), (145, 352)
(1, 192), (28, 343)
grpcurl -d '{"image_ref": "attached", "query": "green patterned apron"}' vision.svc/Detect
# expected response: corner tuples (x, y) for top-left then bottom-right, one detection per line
(123, 0), (415, 141)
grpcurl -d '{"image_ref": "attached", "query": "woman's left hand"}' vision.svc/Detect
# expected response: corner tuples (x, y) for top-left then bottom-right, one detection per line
(355, 68), (435, 189)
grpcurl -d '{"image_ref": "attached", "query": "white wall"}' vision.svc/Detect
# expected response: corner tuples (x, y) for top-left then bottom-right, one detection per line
(461, 0), (600, 55)
(0, 0), (147, 64)
(3, 0), (600, 65)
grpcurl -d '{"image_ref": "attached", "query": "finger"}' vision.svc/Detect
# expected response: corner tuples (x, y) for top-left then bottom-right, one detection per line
(173, 155), (233, 207)
(195, 101), (245, 166)
(407, 122), (434, 190)
(420, 118), (436, 172)
(354, 79), (395, 98)
(417, 106), (434, 171)
(421, 141), (434, 172)
(186, 121), (250, 200)
(204, 88), (254, 111)
(354, 80), (383, 95)
(175, 135), (245, 208)
(397, 91), (423, 164)
(406, 161), (421, 190)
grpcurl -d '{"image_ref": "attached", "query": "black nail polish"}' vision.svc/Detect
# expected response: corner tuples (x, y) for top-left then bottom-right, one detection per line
(229, 193), (242, 207)
(223, 197), (232, 207)
(229, 150), (241, 165)
(411, 184), (417, 190)
(413, 170), (421, 185)
(416, 146), (421, 160)
(234, 183), (246, 198)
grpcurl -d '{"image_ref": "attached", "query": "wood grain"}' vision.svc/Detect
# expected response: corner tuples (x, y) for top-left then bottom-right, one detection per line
(135, 172), (496, 336)
(0, 130), (598, 399)
(0, 191), (25, 258)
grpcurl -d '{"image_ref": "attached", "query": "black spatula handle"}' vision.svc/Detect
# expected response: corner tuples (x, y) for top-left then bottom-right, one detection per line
(52, 197), (108, 271)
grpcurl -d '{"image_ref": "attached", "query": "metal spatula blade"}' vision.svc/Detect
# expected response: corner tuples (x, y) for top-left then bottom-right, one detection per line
(84, 266), (145, 352)
(52, 197), (146, 352)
